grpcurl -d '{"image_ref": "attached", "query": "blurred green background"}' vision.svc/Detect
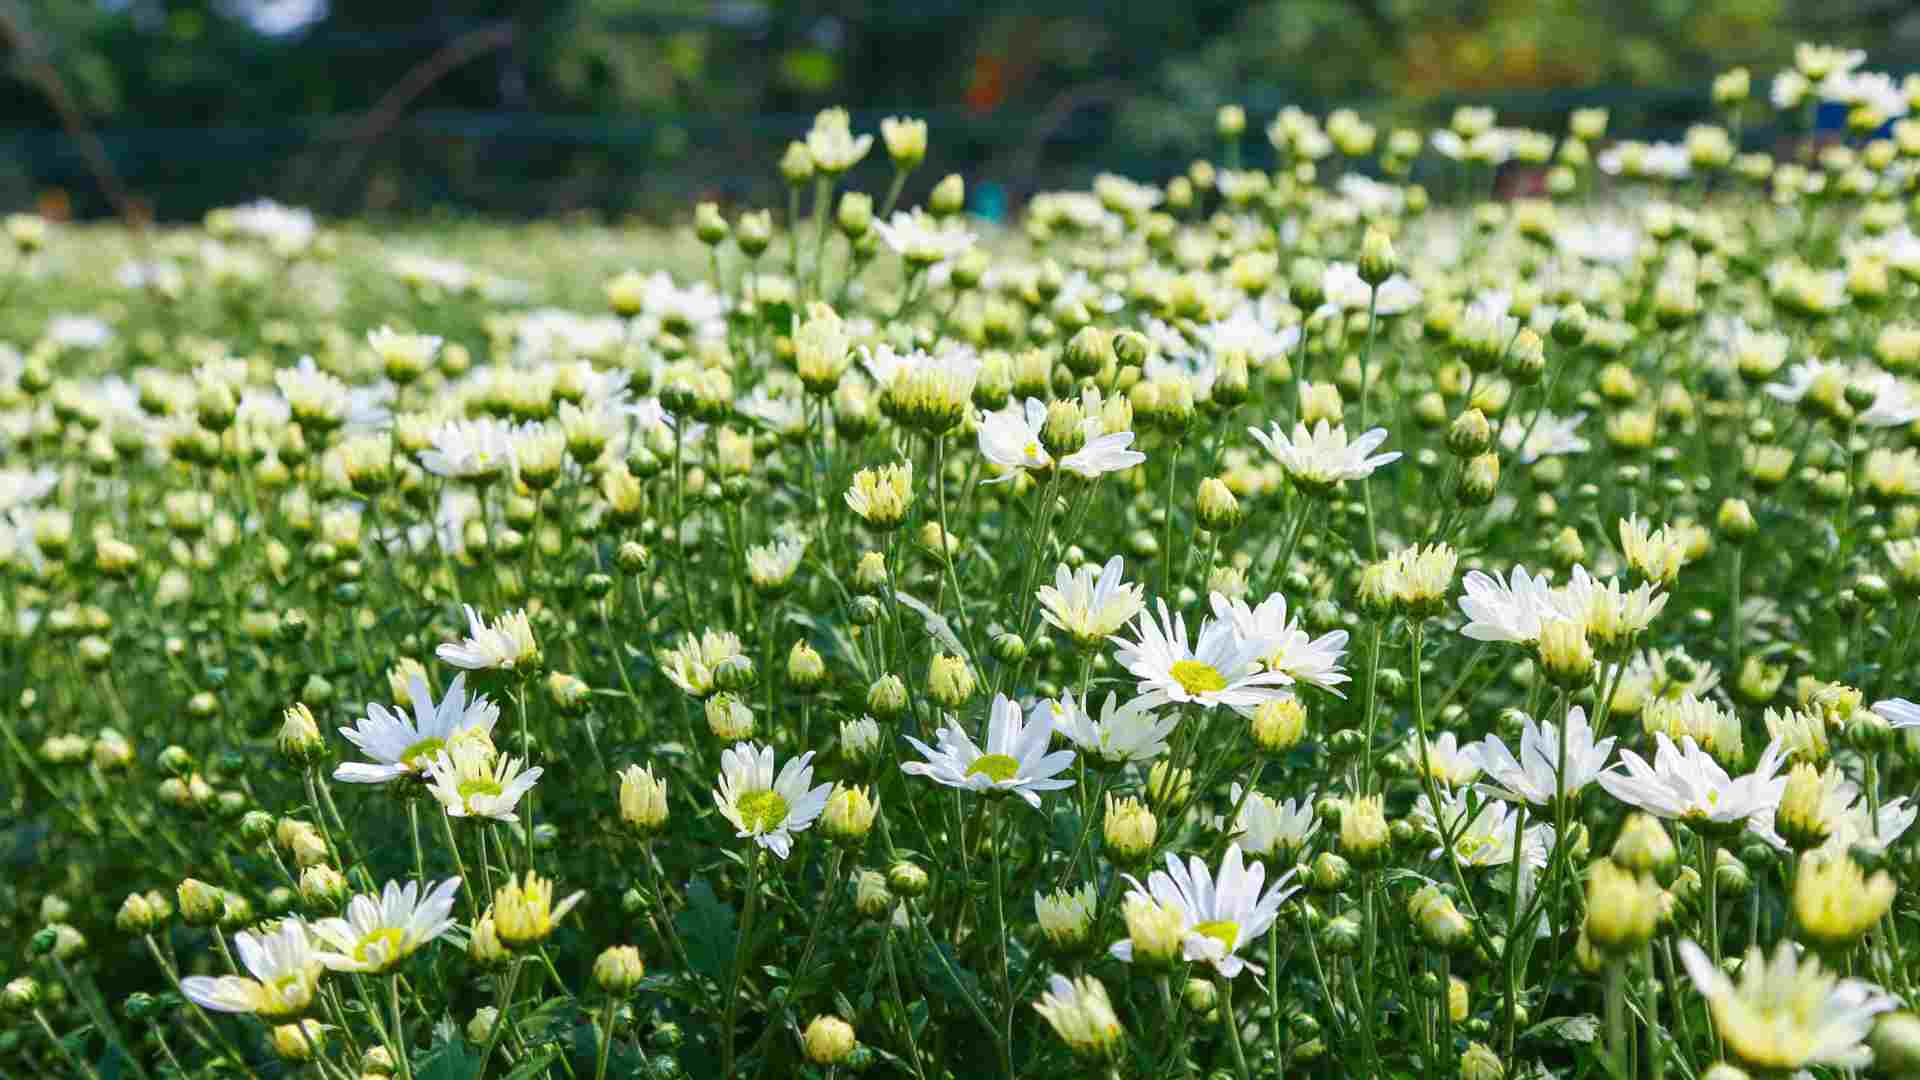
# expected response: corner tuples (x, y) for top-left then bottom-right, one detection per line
(1, 0), (1914, 220)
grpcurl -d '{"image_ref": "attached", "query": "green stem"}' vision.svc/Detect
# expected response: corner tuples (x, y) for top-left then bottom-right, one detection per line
(1217, 976), (1250, 1080)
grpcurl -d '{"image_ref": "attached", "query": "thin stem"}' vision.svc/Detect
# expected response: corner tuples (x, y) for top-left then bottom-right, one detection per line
(1217, 976), (1250, 1080)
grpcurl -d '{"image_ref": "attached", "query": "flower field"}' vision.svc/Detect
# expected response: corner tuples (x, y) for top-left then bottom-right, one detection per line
(8, 48), (1920, 1080)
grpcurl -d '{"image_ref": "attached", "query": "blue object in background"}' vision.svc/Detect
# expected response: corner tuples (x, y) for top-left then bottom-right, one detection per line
(973, 181), (1007, 224)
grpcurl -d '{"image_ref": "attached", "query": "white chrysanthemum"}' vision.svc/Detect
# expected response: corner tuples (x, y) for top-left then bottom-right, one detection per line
(334, 673), (499, 784)
(713, 742), (831, 859)
(1209, 592), (1349, 695)
(436, 605), (539, 671)
(1230, 784), (1318, 858)
(1551, 566), (1668, 646)
(1414, 731), (1483, 786)
(1468, 706), (1615, 806)
(1195, 307), (1299, 364)
(1034, 974), (1124, 1060)
(1413, 790), (1554, 869)
(873, 210), (975, 265)
(903, 694), (1076, 808)
(1457, 566), (1558, 645)
(423, 741), (541, 822)
(978, 399), (1053, 481)
(418, 418), (518, 481)
(1109, 844), (1296, 978)
(1038, 556), (1146, 645)
(275, 356), (352, 428)
(1679, 939), (1894, 1071)
(310, 878), (461, 974)
(1598, 734), (1788, 835)
(1247, 420), (1401, 490)
(1500, 411), (1589, 463)
(1042, 690), (1176, 766)
(181, 920), (324, 1018)
(1059, 430), (1146, 479)
(659, 629), (748, 698)
(1110, 598), (1290, 711)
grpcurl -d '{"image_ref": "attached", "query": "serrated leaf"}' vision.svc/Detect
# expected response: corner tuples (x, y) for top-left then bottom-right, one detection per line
(676, 877), (738, 981)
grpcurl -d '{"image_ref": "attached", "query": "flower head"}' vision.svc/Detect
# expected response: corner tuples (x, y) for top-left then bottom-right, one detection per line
(1111, 597), (1291, 711)
(437, 606), (539, 672)
(311, 878), (461, 974)
(1599, 734), (1787, 838)
(1034, 975), (1124, 1061)
(334, 673), (499, 784)
(902, 694), (1076, 807)
(714, 742), (832, 859)
(181, 920), (324, 1018)
(1043, 690), (1176, 766)
(1038, 556), (1146, 646)
(1247, 420), (1401, 492)
(1468, 706), (1615, 806)
(424, 741), (541, 822)
(1109, 844), (1296, 978)
(1679, 939), (1894, 1071)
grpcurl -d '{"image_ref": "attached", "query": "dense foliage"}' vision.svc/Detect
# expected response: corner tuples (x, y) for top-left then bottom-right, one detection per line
(9, 44), (1920, 1080)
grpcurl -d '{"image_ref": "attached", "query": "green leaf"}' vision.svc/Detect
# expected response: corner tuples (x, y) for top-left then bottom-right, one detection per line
(414, 1041), (483, 1080)
(1522, 1013), (1600, 1044)
(677, 876), (738, 981)
(920, 942), (984, 1005)
(503, 1046), (563, 1079)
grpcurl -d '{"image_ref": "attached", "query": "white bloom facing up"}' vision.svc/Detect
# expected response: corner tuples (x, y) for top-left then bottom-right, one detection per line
(1598, 734), (1788, 837)
(873, 210), (976, 265)
(1457, 566), (1558, 645)
(181, 920), (324, 1018)
(1109, 844), (1296, 978)
(424, 740), (541, 822)
(1468, 706), (1616, 806)
(1678, 939), (1894, 1071)
(714, 742), (832, 859)
(437, 605), (539, 671)
(334, 673), (499, 784)
(1210, 592), (1350, 695)
(1230, 784), (1318, 858)
(418, 418), (518, 482)
(1111, 597), (1291, 711)
(978, 399), (1054, 482)
(902, 694), (1076, 807)
(1037, 556), (1146, 645)
(1043, 690), (1177, 766)
(310, 878), (461, 974)
(1247, 420), (1401, 491)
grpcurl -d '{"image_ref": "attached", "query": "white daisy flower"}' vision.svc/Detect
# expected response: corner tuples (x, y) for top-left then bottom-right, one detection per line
(1108, 843), (1297, 978)
(1110, 597), (1290, 711)
(181, 920), (324, 1018)
(1457, 565), (1558, 645)
(418, 418), (518, 482)
(978, 399), (1053, 482)
(714, 742), (832, 859)
(873, 209), (976, 265)
(1037, 556), (1146, 645)
(1059, 429), (1146, 479)
(333, 673), (499, 785)
(1209, 592), (1350, 695)
(1041, 690), (1176, 766)
(1468, 706), (1616, 806)
(1499, 410), (1589, 463)
(436, 605), (539, 671)
(1413, 730), (1483, 786)
(902, 694), (1076, 808)
(311, 878), (461, 974)
(1678, 939), (1894, 1072)
(1229, 784), (1318, 858)
(1246, 420), (1401, 492)
(1412, 790), (1553, 870)
(423, 741), (541, 822)
(1598, 734), (1788, 837)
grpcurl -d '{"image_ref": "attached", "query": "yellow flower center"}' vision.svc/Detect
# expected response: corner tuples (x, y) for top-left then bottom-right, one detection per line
(1023, 441), (1044, 462)
(967, 754), (1022, 783)
(353, 927), (408, 967)
(1170, 660), (1228, 695)
(736, 790), (790, 833)
(458, 777), (504, 803)
(1192, 919), (1240, 952)
(398, 736), (445, 769)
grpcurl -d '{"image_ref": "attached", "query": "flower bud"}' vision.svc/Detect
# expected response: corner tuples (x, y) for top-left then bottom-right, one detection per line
(1339, 794), (1390, 867)
(1358, 225), (1397, 286)
(594, 946), (646, 996)
(117, 892), (160, 934)
(1795, 852), (1895, 950)
(1196, 477), (1243, 532)
(1250, 697), (1307, 753)
(887, 861), (930, 898)
(1103, 795), (1159, 863)
(178, 878), (224, 925)
(853, 870), (893, 919)
(1447, 409), (1492, 457)
(618, 764), (669, 837)
(929, 174), (965, 217)
(867, 674), (908, 719)
(1460, 1041), (1504, 1080)
(271, 1020), (327, 1063)
(1585, 860), (1660, 954)
(468, 1006), (500, 1044)
(821, 784), (878, 844)
(927, 653), (977, 708)
(803, 1015), (857, 1066)
(278, 703), (324, 764)
(1537, 619), (1595, 688)
(694, 202), (729, 246)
